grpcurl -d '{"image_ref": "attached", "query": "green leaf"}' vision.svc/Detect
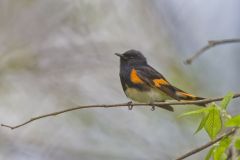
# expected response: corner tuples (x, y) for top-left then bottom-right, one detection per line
(179, 107), (209, 117)
(195, 112), (209, 134)
(225, 115), (240, 127)
(213, 137), (231, 160)
(205, 147), (215, 160)
(220, 92), (234, 110)
(235, 138), (240, 150)
(204, 106), (222, 140)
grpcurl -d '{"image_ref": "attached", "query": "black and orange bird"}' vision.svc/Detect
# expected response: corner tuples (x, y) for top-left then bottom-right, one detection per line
(115, 49), (205, 111)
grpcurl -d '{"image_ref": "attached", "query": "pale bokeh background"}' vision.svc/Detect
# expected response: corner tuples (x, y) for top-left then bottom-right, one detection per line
(0, 1), (240, 160)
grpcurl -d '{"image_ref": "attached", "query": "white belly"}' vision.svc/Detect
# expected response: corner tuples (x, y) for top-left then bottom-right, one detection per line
(125, 87), (172, 103)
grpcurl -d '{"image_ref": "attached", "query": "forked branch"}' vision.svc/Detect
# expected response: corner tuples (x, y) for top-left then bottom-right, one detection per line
(185, 38), (240, 64)
(176, 128), (237, 160)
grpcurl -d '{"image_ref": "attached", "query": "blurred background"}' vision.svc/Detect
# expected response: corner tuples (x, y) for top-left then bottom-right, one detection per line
(0, 0), (240, 159)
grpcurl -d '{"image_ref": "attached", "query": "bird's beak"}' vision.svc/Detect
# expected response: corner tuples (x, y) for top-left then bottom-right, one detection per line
(115, 53), (123, 58)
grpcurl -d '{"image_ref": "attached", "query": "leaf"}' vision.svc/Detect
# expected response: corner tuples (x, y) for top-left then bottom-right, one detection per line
(204, 106), (222, 140)
(195, 112), (209, 134)
(213, 137), (231, 160)
(225, 115), (240, 127)
(220, 92), (234, 110)
(220, 137), (231, 148)
(205, 147), (215, 160)
(179, 107), (209, 117)
(235, 138), (240, 150)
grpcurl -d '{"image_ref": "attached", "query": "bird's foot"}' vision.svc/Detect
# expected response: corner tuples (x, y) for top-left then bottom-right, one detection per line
(151, 105), (155, 111)
(150, 101), (174, 112)
(149, 103), (156, 111)
(127, 101), (133, 110)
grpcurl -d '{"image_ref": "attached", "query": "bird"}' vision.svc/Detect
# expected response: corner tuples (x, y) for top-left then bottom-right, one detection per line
(115, 49), (206, 112)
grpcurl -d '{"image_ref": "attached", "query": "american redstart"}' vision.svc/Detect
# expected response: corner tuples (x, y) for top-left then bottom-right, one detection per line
(115, 49), (206, 112)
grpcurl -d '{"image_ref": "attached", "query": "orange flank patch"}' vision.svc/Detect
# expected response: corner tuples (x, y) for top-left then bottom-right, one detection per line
(130, 69), (144, 84)
(153, 79), (169, 87)
(177, 91), (196, 99)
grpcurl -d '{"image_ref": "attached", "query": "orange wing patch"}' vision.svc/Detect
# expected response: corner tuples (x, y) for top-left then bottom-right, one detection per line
(176, 91), (196, 99)
(153, 79), (169, 87)
(130, 69), (144, 84)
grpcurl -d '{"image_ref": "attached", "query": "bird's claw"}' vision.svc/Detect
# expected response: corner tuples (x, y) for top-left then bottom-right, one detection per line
(127, 101), (133, 110)
(151, 105), (155, 111)
(149, 103), (156, 111)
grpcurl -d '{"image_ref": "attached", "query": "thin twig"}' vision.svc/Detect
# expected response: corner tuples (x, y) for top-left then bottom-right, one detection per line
(185, 38), (240, 64)
(176, 128), (237, 160)
(1, 93), (240, 130)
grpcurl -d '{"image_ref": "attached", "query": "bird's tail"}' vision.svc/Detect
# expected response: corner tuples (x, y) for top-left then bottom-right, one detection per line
(193, 96), (207, 107)
(176, 91), (207, 107)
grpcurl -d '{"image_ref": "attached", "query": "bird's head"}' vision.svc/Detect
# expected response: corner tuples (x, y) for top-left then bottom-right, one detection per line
(115, 49), (147, 66)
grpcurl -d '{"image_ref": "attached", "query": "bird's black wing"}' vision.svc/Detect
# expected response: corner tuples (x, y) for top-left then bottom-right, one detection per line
(135, 65), (203, 101)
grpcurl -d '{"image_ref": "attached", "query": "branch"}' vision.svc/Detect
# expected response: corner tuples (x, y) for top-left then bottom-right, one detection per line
(175, 128), (237, 160)
(1, 93), (240, 130)
(185, 38), (240, 64)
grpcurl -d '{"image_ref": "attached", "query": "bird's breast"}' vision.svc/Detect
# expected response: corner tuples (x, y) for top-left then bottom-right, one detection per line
(124, 87), (172, 103)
